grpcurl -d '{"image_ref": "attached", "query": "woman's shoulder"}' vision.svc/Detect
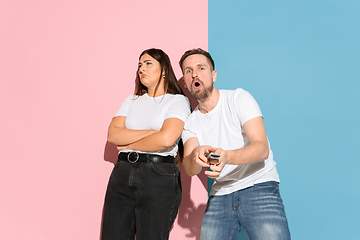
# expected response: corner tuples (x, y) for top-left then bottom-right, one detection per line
(165, 94), (189, 104)
(163, 94), (191, 119)
(124, 94), (143, 101)
(166, 93), (186, 98)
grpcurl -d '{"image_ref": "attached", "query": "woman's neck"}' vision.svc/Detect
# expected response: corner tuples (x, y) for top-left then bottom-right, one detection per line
(147, 88), (166, 97)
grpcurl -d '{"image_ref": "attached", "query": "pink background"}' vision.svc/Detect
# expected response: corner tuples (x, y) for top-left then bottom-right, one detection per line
(0, 1), (208, 239)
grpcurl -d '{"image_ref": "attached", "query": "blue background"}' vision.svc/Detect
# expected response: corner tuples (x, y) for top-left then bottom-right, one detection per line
(209, 1), (360, 239)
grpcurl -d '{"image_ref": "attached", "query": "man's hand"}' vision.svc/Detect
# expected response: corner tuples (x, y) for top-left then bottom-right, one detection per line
(205, 148), (227, 179)
(192, 145), (216, 168)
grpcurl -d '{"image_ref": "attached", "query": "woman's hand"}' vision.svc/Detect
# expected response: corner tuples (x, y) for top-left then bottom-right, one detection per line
(107, 116), (159, 146)
(117, 145), (132, 151)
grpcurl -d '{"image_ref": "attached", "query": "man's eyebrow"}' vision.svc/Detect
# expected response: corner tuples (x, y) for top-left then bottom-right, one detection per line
(184, 64), (206, 69)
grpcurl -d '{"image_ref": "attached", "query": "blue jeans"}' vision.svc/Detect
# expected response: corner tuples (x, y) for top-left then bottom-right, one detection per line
(101, 159), (182, 240)
(200, 181), (291, 240)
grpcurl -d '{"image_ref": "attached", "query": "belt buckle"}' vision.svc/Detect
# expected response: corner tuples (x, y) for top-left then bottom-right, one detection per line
(127, 151), (139, 163)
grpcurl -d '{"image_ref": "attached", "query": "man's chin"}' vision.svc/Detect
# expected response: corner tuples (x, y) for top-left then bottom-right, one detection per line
(189, 89), (201, 97)
(191, 90), (208, 101)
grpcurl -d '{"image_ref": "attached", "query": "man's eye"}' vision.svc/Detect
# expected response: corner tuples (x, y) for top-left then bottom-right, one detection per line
(200, 67), (205, 70)
(186, 70), (192, 74)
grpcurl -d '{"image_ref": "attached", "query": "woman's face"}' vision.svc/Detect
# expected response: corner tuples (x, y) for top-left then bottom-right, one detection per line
(138, 53), (163, 94)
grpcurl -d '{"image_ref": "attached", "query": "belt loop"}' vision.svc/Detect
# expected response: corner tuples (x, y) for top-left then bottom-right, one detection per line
(127, 152), (139, 163)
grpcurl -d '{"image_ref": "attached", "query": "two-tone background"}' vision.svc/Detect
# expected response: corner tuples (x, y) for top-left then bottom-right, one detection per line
(1, 1), (359, 239)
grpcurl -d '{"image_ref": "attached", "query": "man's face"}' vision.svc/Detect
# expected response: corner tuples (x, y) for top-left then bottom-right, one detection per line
(182, 54), (217, 101)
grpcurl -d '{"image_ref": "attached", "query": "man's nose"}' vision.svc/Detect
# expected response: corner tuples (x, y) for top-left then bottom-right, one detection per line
(192, 70), (198, 78)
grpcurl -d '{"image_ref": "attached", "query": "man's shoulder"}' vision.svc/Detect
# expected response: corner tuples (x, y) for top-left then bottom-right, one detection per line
(220, 88), (253, 102)
(220, 88), (247, 95)
(186, 106), (201, 120)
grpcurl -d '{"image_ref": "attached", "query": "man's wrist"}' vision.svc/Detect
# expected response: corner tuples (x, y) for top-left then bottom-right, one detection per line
(224, 150), (234, 164)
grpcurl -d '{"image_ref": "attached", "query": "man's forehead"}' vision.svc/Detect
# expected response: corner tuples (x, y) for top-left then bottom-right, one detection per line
(184, 54), (210, 67)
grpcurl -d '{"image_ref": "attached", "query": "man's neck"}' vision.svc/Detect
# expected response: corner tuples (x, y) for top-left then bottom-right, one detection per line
(197, 89), (220, 114)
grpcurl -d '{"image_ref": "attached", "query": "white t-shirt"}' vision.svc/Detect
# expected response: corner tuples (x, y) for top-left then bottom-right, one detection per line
(182, 88), (280, 196)
(115, 93), (190, 157)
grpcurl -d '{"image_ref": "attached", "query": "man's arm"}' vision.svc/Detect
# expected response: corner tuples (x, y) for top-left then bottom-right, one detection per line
(107, 116), (158, 146)
(116, 118), (185, 152)
(181, 116), (269, 178)
(225, 116), (269, 165)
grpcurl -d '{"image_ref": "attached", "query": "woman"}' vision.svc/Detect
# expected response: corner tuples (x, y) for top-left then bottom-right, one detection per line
(102, 48), (190, 240)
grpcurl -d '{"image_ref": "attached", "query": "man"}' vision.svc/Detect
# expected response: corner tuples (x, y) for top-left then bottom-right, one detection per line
(180, 48), (291, 240)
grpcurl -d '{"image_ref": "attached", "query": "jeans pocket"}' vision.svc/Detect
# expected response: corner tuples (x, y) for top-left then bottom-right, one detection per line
(253, 181), (280, 196)
(150, 162), (177, 176)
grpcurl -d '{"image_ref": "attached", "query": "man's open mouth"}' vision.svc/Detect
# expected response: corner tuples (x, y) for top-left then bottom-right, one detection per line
(193, 79), (202, 89)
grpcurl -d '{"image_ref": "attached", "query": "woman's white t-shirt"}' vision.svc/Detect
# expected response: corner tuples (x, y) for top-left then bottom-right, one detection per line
(115, 93), (190, 157)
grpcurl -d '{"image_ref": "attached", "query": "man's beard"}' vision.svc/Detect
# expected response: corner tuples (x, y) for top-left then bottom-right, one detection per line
(189, 79), (214, 101)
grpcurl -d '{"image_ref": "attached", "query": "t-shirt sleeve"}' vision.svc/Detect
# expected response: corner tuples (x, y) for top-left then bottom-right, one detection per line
(182, 116), (197, 144)
(164, 95), (191, 123)
(114, 95), (134, 118)
(235, 89), (263, 125)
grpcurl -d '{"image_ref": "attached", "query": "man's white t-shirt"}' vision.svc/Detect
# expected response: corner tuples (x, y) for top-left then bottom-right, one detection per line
(115, 93), (190, 157)
(182, 88), (280, 196)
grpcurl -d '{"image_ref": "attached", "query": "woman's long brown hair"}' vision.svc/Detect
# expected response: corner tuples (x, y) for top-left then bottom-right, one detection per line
(133, 48), (186, 162)
(134, 48), (184, 96)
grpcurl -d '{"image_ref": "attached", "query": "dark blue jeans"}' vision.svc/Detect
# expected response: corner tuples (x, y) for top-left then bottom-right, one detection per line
(101, 159), (182, 240)
(200, 181), (291, 240)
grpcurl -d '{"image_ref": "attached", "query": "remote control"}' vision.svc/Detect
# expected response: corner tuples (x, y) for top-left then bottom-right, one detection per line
(208, 152), (220, 165)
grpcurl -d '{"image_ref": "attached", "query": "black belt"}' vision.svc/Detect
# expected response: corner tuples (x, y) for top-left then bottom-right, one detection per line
(118, 152), (174, 164)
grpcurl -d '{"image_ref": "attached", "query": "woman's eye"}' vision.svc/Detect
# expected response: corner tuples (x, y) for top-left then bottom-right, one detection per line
(146, 62), (152, 65)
